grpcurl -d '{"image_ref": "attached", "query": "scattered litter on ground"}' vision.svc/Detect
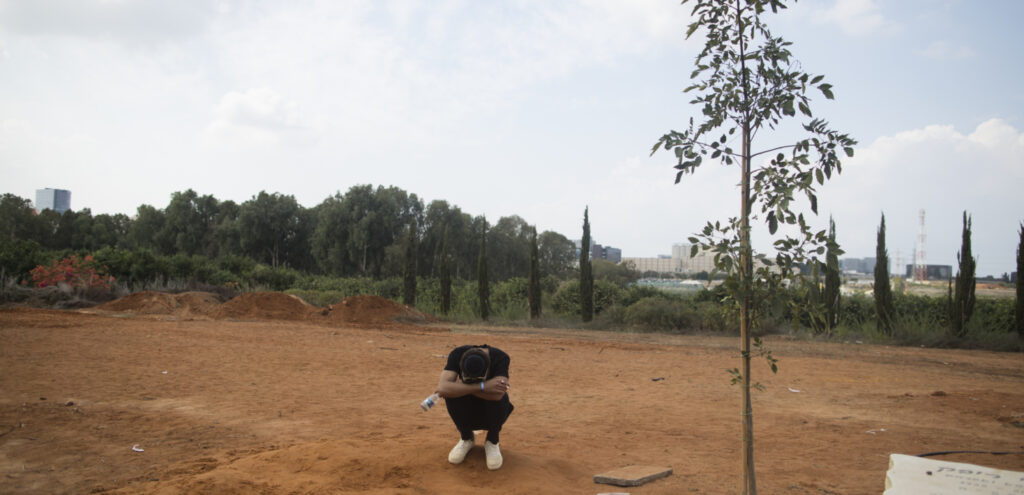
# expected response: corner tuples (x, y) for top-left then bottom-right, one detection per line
(788, 388), (801, 393)
(131, 445), (144, 452)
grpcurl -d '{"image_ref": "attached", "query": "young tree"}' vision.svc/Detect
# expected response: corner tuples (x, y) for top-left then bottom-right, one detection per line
(580, 207), (594, 323)
(1016, 223), (1023, 337)
(652, 1), (855, 492)
(874, 213), (895, 335)
(478, 218), (490, 321)
(403, 217), (418, 307)
(440, 226), (452, 315)
(950, 211), (976, 337)
(823, 217), (841, 333)
(528, 226), (541, 319)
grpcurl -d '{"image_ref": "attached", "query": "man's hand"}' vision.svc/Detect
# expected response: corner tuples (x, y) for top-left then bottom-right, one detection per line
(484, 376), (510, 395)
(474, 376), (510, 401)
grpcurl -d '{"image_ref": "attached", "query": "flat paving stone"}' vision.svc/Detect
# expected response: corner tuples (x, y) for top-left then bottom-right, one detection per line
(593, 465), (673, 487)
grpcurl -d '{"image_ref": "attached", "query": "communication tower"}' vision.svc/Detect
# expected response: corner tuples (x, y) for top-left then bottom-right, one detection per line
(914, 210), (927, 281)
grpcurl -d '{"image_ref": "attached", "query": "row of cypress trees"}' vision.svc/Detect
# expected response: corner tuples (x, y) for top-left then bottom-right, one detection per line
(405, 214), (549, 321)
(874, 211), (1022, 337)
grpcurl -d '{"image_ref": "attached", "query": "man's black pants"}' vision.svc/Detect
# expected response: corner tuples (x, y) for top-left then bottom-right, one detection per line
(445, 394), (514, 444)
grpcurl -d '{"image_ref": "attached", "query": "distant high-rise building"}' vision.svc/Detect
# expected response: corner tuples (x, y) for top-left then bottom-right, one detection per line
(35, 188), (71, 214)
(576, 239), (622, 264)
(840, 257), (878, 274)
(904, 264), (952, 281)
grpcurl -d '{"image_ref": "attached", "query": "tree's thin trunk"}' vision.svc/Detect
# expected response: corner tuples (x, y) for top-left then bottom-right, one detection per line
(740, 121), (755, 495)
(737, 1), (756, 492)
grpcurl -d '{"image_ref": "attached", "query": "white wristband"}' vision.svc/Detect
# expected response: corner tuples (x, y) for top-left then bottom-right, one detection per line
(480, 381), (485, 391)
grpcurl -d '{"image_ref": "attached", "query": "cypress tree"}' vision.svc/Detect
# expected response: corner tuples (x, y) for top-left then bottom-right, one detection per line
(478, 218), (490, 321)
(950, 211), (976, 337)
(823, 217), (841, 333)
(528, 226), (541, 319)
(874, 213), (895, 335)
(440, 225), (451, 315)
(805, 260), (823, 334)
(1016, 223), (1023, 336)
(402, 217), (417, 307)
(580, 207), (594, 323)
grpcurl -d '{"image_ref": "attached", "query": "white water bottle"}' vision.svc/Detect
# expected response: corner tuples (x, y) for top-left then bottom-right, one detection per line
(420, 392), (441, 411)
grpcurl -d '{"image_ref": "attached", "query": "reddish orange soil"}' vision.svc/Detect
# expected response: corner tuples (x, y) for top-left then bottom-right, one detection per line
(1, 292), (1022, 494)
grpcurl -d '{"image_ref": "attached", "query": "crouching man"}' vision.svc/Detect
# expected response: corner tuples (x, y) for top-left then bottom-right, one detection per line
(434, 344), (513, 470)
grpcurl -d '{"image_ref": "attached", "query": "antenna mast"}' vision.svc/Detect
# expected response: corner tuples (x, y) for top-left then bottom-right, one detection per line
(914, 209), (927, 281)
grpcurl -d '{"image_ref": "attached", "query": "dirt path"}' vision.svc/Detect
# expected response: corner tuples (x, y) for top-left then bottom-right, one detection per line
(1, 302), (1022, 494)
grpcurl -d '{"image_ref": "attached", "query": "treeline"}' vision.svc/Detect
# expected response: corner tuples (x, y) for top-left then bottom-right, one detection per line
(0, 186), (577, 284)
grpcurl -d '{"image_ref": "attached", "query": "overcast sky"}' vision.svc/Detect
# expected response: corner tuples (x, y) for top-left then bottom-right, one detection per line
(2, 0), (1022, 276)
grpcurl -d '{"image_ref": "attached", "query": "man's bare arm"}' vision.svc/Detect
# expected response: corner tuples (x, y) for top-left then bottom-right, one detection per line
(436, 371), (510, 401)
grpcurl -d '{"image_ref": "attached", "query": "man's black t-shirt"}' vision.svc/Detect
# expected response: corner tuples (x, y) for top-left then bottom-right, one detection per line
(444, 345), (510, 380)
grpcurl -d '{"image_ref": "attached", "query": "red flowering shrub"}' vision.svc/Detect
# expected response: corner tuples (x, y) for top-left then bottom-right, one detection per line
(29, 255), (114, 290)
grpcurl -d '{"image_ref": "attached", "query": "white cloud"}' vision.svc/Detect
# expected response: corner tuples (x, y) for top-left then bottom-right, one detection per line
(816, 0), (896, 36)
(918, 40), (975, 60)
(820, 119), (1024, 276)
(207, 1), (689, 150)
(204, 88), (318, 148)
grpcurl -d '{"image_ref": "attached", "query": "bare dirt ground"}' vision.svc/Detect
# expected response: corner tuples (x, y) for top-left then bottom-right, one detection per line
(1, 292), (1022, 494)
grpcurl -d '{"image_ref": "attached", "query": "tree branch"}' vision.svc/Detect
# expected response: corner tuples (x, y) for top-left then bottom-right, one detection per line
(749, 144), (798, 159)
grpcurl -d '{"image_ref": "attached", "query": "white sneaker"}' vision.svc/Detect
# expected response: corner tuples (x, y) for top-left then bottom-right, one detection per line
(448, 439), (474, 464)
(484, 441), (503, 470)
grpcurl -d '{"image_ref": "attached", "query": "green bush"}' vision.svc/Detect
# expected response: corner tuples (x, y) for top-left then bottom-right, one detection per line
(0, 239), (46, 282)
(551, 279), (623, 317)
(624, 297), (694, 330)
(619, 284), (675, 307)
(217, 254), (257, 277)
(593, 279), (623, 314)
(550, 280), (580, 316)
(491, 278), (529, 320)
(250, 265), (301, 291)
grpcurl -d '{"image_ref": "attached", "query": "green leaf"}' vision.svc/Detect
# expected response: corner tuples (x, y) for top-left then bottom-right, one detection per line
(810, 193), (818, 214)
(819, 84), (834, 100)
(815, 168), (824, 185)
(782, 99), (795, 116)
(690, 245), (699, 258)
(767, 211), (778, 234)
(843, 146), (854, 157)
(810, 75), (824, 84)
(798, 101), (811, 117)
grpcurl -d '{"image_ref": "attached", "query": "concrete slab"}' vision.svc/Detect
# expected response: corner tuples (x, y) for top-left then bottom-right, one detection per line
(594, 465), (673, 487)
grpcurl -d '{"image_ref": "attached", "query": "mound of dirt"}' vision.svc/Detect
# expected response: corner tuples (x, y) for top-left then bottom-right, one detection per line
(96, 291), (179, 315)
(322, 295), (437, 327)
(95, 291), (223, 317)
(92, 291), (437, 328)
(173, 291), (224, 317)
(214, 292), (317, 321)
